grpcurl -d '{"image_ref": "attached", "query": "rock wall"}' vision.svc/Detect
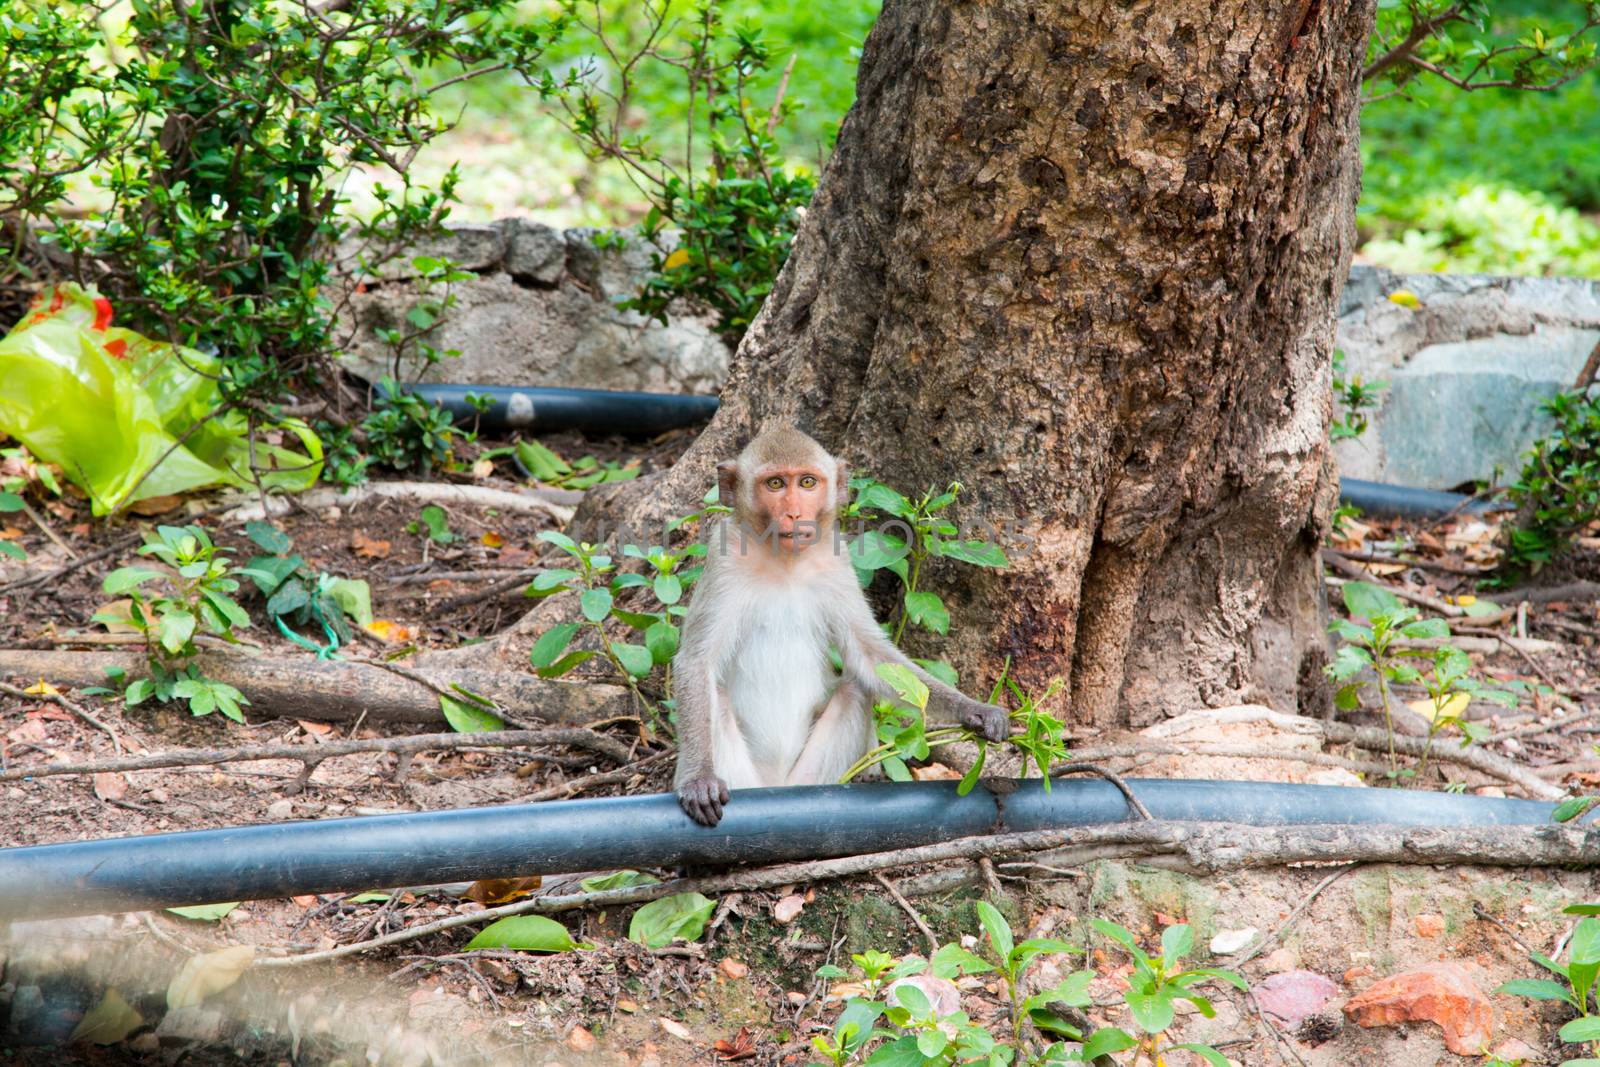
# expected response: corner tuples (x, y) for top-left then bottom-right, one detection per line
(1334, 265), (1600, 489)
(334, 219), (730, 395)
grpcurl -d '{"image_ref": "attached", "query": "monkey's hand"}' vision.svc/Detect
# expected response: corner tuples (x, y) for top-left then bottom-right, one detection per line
(961, 701), (1011, 743)
(677, 774), (730, 827)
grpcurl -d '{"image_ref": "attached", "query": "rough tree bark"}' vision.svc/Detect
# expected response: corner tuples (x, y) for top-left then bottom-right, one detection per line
(456, 0), (1375, 728)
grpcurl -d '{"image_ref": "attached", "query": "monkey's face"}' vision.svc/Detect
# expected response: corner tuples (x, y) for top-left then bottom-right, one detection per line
(752, 465), (832, 551)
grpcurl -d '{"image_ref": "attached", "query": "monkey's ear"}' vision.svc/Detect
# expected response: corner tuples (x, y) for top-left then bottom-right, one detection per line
(716, 461), (740, 505)
(834, 460), (851, 510)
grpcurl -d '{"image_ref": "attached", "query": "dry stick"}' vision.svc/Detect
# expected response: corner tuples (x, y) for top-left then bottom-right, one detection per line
(1227, 865), (1358, 968)
(1050, 763), (1153, 820)
(221, 483), (577, 524)
(0, 679), (122, 755)
(0, 728), (636, 784)
(1324, 546), (1489, 577)
(875, 872), (939, 953)
(386, 568), (534, 588)
(17, 498), (75, 559)
(1318, 719), (1563, 799)
(1475, 630), (1583, 711)
(1490, 706), (1600, 744)
(1072, 742), (1401, 780)
(1472, 902), (1538, 958)
(512, 750), (672, 803)
(255, 820), (1600, 967)
(432, 571), (535, 612)
(0, 528), (144, 596)
(1572, 335), (1600, 392)
(1322, 551), (1463, 616)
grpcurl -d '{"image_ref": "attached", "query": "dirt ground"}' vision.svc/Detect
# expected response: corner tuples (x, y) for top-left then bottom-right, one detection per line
(2, 431), (1600, 1066)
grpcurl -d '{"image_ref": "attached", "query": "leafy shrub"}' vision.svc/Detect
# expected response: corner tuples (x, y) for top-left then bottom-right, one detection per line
(14, 0), (562, 413)
(1505, 390), (1600, 571)
(363, 379), (460, 474)
(1361, 181), (1600, 278)
(543, 1), (815, 345)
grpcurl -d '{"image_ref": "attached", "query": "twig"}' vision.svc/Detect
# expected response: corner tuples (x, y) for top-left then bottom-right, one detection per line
(386, 568), (534, 588)
(0, 679), (122, 755)
(1228, 865), (1357, 967)
(17, 499), (75, 559)
(1472, 902), (1537, 957)
(1322, 552), (1461, 616)
(512, 750), (671, 802)
(1070, 742), (1394, 779)
(0, 727), (635, 784)
(876, 872), (938, 952)
(1483, 633), (1581, 711)
(221, 483), (576, 524)
(0, 528), (143, 596)
(1050, 763), (1153, 819)
(1324, 546), (1487, 577)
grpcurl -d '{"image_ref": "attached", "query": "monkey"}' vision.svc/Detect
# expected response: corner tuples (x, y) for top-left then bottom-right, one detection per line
(672, 425), (1011, 827)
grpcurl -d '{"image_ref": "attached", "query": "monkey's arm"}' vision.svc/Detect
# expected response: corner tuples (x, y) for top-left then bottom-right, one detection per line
(671, 567), (732, 826)
(837, 610), (1010, 743)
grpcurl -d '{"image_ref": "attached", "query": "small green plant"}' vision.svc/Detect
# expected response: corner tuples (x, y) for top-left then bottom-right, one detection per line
(364, 379), (459, 474)
(526, 528), (703, 719)
(0, 490), (24, 561)
(542, 1), (815, 345)
(1497, 905), (1600, 1066)
(1506, 390), (1600, 574)
(96, 525), (250, 721)
(407, 504), (457, 545)
(1326, 581), (1517, 778)
(515, 439), (642, 490)
(843, 664), (1069, 792)
(312, 420), (371, 488)
(373, 256), (474, 382)
(1332, 349), (1386, 442)
(235, 521), (371, 658)
(1091, 920), (1247, 1067)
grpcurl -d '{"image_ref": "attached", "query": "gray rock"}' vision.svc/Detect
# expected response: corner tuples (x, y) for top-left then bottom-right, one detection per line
(332, 223), (508, 282)
(1334, 265), (1600, 488)
(500, 218), (567, 284)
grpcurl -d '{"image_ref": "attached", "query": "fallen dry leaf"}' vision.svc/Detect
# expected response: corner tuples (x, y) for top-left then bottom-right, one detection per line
(719, 958), (750, 980)
(617, 998), (639, 1013)
(22, 679), (60, 697)
(481, 531), (504, 548)
(364, 619), (413, 644)
(7, 718), (49, 744)
(0, 526), (23, 541)
(350, 532), (391, 559)
(772, 894), (805, 924)
(465, 876), (543, 905)
(713, 1026), (757, 1061)
(657, 1016), (692, 1041)
(70, 989), (143, 1045)
(92, 772), (128, 801)
(291, 895), (320, 907)
(126, 494), (183, 516)
(296, 719), (334, 737)
(472, 458), (496, 480)
(167, 945), (255, 1009)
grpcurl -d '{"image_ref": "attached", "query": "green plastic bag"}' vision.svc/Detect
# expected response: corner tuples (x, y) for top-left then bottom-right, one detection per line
(0, 284), (321, 514)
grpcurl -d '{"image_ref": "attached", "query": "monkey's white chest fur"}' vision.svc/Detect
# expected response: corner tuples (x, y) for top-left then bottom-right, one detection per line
(718, 583), (838, 784)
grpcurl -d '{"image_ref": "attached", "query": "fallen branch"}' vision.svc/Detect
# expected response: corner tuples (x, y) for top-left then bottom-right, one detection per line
(221, 482), (578, 525)
(0, 649), (631, 727)
(255, 819), (1599, 966)
(0, 680), (122, 754)
(0, 727), (637, 785)
(511, 751), (671, 803)
(1320, 720), (1562, 799)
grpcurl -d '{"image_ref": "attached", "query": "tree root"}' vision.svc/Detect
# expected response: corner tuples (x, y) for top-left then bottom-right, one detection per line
(0, 649), (632, 727)
(220, 482), (579, 524)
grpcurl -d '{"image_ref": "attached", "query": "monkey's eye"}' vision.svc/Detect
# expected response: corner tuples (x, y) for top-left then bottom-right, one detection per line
(798, 475), (818, 490)
(765, 476), (784, 491)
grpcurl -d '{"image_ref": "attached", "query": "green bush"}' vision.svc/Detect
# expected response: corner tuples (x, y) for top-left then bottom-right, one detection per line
(1360, 181), (1600, 276)
(14, 0), (563, 410)
(1505, 390), (1600, 572)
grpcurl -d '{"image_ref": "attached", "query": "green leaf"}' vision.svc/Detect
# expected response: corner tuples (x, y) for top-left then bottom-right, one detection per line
(849, 529), (909, 570)
(644, 621), (679, 664)
(103, 567), (165, 596)
(874, 663), (928, 710)
(266, 577), (310, 619)
(903, 591), (949, 635)
(579, 870), (660, 891)
(417, 505), (454, 543)
(243, 521), (291, 554)
(861, 1034), (923, 1067)
(913, 658), (959, 688)
(1399, 617), (1451, 639)
(1561, 1016), (1600, 1042)
(1342, 581), (1401, 620)
(1161, 924), (1194, 968)
(158, 610), (197, 655)
(581, 587), (614, 622)
(627, 892), (715, 949)
(1570, 917), (1600, 965)
(238, 555), (298, 594)
(0, 540), (24, 561)
(1496, 978), (1577, 1004)
(929, 943), (994, 978)
(0, 491), (24, 513)
(933, 539), (1008, 567)
(653, 573), (683, 605)
(324, 578), (373, 627)
(529, 623), (580, 668)
(1168, 1043), (1233, 1067)
(1126, 987), (1175, 1034)
(536, 650), (595, 679)
(166, 902), (239, 921)
(853, 483), (911, 517)
(517, 440), (572, 482)
(440, 694), (504, 733)
(1462, 598), (1503, 617)
(975, 900), (1014, 964)
(464, 915), (580, 952)
(613, 642), (654, 679)
(1079, 1027), (1137, 1060)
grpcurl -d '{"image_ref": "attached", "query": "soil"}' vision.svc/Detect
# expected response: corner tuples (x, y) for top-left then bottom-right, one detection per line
(2, 436), (1600, 1066)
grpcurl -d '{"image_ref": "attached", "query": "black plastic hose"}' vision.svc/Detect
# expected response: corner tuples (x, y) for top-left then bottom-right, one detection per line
(1338, 478), (1508, 520)
(401, 384), (718, 437)
(0, 779), (1579, 922)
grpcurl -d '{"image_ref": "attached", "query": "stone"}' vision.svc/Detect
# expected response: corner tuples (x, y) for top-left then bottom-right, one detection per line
(565, 1025), (596, 1053)
(1414, 913), (1445, 938)
(1334, 264), (1600, 489)
(1254, 970), (1340, 1027)
(335, 223), (508, 282)
(1342, 960), (1493, 1055)
(501, 219), (568, 284)
(1259, 947), (1298, 974)
(1209, 927), (1258, 955)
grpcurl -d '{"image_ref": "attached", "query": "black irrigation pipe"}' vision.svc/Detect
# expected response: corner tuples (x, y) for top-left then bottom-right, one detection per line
(399, 383), (719, 438)
(0, 778), (1583, 922)
(1338, 477), (1510, 520)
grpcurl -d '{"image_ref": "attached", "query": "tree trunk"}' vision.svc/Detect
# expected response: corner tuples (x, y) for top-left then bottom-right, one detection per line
(466, 0), (1374, 728)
